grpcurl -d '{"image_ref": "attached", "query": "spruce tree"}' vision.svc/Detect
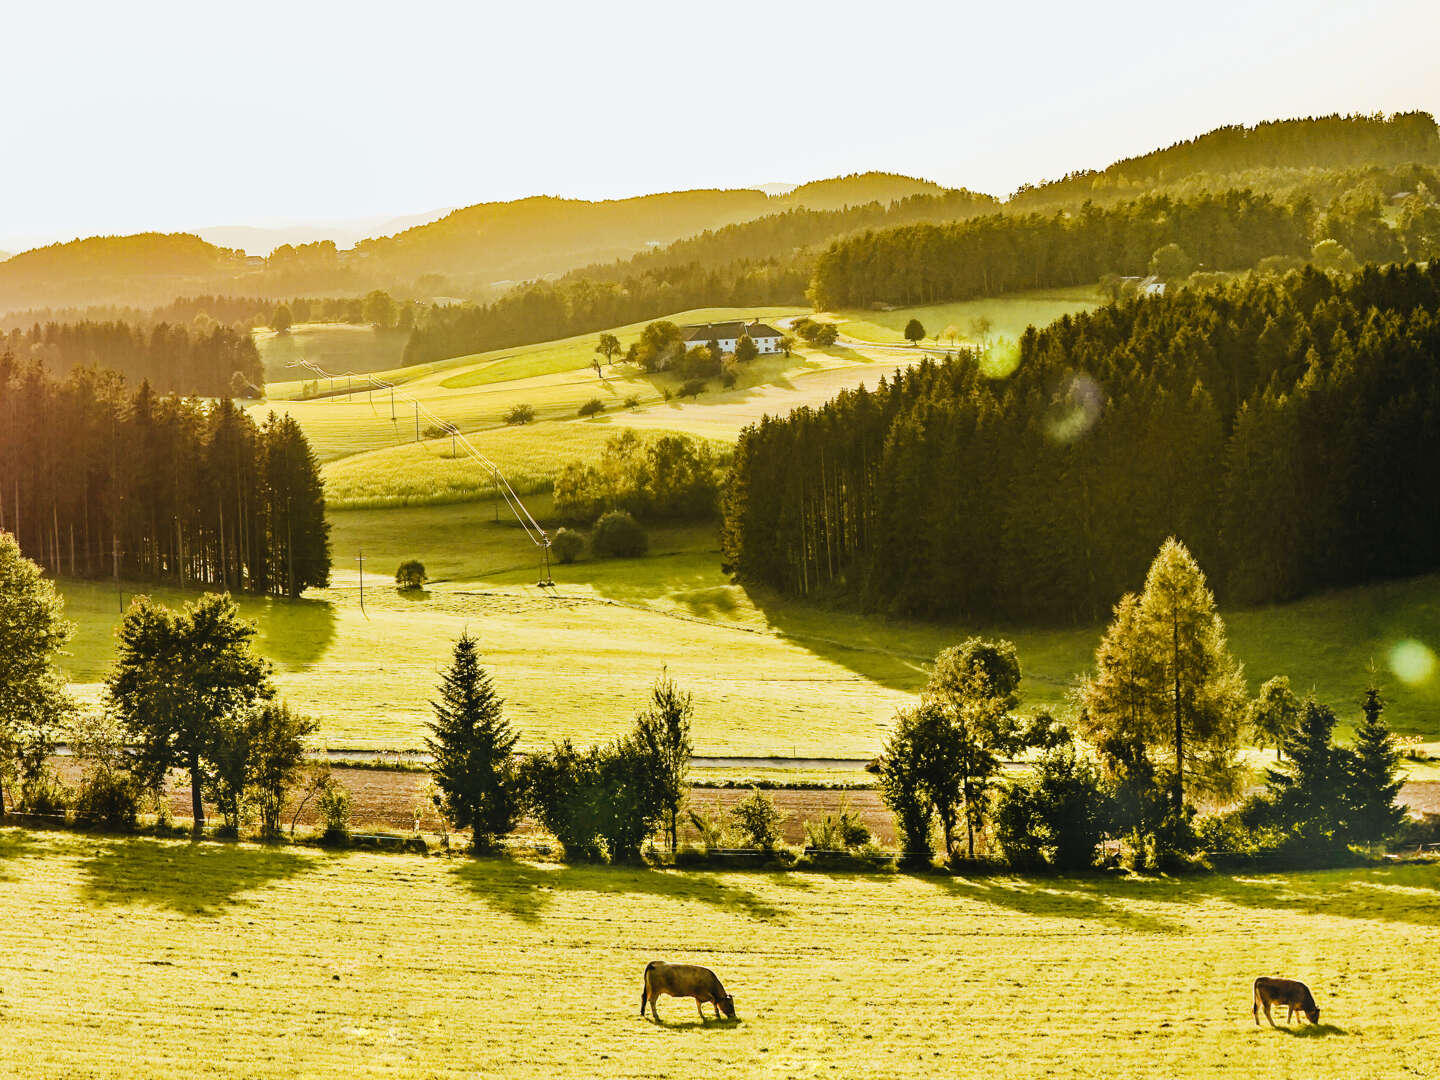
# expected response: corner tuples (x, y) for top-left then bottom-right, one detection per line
(1265, 696), (1352, 852)
(426, 633), (521, 851)
(1346, 685), (1406, 850)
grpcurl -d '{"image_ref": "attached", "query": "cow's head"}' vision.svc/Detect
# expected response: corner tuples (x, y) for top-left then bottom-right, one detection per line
(718, 994), (737, 1020)
(1305, 1006), (1320, 1025)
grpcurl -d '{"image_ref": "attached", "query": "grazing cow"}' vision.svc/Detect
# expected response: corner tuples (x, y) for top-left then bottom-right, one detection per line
(640, 962), (736, 1023)
(1253, 977), (1321, 1027)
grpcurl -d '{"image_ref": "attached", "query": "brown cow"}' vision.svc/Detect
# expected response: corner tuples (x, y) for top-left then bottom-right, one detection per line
(640, 962), (737, 1023)
(1253, 977), (1321, 1027)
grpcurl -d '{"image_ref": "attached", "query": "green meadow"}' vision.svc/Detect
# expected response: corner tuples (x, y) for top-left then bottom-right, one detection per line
(1, 829), (1436, 1078)
(832, 285), (1102, 345)
(45, 296), (1440, 756)
(253, 322), (410, 382)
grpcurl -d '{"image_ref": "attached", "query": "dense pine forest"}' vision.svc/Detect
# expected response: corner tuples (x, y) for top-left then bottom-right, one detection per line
(0, 357), (330, 596)
(1009, 111), (1440, 208)
(1, 319), (263, 397)
(806, 187), (1434, 308)
(720, 263), (1440, 623)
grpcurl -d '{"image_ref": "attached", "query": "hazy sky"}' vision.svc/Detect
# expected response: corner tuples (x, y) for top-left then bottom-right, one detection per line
(2, 0), (1437, 250)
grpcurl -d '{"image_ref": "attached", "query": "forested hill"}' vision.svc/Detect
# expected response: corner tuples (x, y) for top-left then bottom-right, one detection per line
(0, 233), (248, 311)
(400, 187), (1000, 365)
(721, 263), (1440, 624)
(353, 172), (947, 285)
(1010, 112), (1440, 208)
(0, 173), (944, 315)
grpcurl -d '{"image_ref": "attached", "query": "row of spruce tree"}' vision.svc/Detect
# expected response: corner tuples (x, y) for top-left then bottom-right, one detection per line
(0, 356), (331, 596)
(721, 263), (1440, 621)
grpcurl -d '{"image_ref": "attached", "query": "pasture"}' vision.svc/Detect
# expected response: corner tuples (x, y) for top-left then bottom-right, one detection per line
(253, 323), (409, 382)
(832, 285), (1102, 345)
(52, 493), (1440, 753)
(0, 829), (1436, 1078)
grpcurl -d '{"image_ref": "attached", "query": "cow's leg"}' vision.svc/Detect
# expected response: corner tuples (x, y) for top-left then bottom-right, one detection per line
(1286, 1005), (1294, 1025)
(640, 988), (648, 1018)
(697, 999), (707, 1022)
(1262, 1000), (1277, 1028)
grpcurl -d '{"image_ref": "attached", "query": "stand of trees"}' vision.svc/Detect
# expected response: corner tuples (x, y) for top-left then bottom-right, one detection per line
(722, 263), (1440, 622)
(0, 358), (330, 596)
(2, 320), (262, 397)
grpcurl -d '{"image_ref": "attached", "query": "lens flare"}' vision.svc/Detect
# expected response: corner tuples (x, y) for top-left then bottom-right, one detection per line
(1389, 640), (1438, 686)
(1043, 372), (1104, 443)
(980, 337), (1021, 379)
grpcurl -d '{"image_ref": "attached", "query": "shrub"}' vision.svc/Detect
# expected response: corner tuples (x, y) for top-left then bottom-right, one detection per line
(15, 766), (69, 817)
(728, 788), (787, 852)
(395, 560), (427, 590)
(521, 740), (606, 861)
(623, 396), (641, 410)
(504, 403), (536, 425)
(687, 804), (729, 851)
(73, 771), (140, 831)
(422, 423), (456, 440)
(318, 778), (352, 844)
(550, 528), (585, 564)
(591, 510), (648, 558)
(993, 747), (1111, 871)
(803, 802), (871, 851)
(720, 369), (738, 389)
(678, 378), (705, 399)
(578, 398), (606, 417)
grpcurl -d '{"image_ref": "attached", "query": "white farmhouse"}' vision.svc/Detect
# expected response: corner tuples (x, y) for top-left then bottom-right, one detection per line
(682, 320), (783, 355)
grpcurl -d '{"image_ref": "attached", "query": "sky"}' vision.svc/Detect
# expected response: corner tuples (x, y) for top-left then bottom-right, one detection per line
(1, 0), (1437, 251)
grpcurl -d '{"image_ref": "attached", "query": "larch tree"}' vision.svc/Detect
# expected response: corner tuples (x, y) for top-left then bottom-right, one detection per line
(1081, 538), (1246, 817)
(426, 632), (522, 852)
(0, 531), (76, 814)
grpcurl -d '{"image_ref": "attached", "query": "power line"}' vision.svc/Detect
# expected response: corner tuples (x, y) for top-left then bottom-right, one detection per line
(283, 358), (553, 556)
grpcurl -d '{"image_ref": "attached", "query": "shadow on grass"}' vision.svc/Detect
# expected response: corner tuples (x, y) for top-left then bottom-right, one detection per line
(930, 874), (1185, 935)
(450, 858), (789, 925)
(258, 596), (337, 672)
(0, 827), (40, 881)
(1282, 1023), (1348, 1038)
(79, 837), (313, 915)
(644, 1014), (743, 1031)
(1125, 864), (1440, 929)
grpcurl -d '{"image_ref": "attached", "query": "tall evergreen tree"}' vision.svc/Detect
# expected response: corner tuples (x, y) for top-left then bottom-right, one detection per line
(1346, 685), (1406, 850)
(426, 633), (521, 851)
(1265, 696), (1353, 852)
(1249, 675), (1301, 761)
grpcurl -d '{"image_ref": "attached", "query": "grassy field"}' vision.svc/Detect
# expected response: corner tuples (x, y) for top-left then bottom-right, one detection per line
(52, 493), (1440, 753)
(832, 285), (1101, 345)
(253, 323), (409, 382)
(1, 829), (1436, 1078)
(322, 424), (733, 509)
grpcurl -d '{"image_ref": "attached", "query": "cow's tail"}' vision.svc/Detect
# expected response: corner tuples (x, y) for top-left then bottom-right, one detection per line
(641, 961), (657, 1016)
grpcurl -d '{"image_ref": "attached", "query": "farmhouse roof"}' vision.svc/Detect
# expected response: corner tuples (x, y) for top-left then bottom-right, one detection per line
(682, 320), (781, 342)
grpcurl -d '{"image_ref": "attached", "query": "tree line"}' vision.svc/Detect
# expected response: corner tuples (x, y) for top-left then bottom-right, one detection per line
(0, 357), (330, 597)
(879, 540), (1409, 870)
(0, 533), (1410, 868)
(721, 263), (1440, 622)
(1009, 111), (1439, 208)
(2, 319), (262, 397)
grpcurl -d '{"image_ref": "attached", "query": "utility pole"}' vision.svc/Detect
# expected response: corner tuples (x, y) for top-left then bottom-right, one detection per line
(357, 546), (366, 616)
(113, 536), (122, 613)
(414, 401), (420, 442)
(390, 386), (396, 421)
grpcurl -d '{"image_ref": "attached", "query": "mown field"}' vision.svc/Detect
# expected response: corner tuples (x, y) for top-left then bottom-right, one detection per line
(0, 829), (1436, 1078)
(832, 285), (1101, 345)
(54, 494), (1440, 753)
